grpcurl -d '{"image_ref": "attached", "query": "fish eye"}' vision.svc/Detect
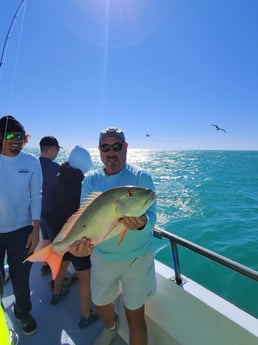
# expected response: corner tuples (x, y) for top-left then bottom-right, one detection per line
(126, 190), (134, 197)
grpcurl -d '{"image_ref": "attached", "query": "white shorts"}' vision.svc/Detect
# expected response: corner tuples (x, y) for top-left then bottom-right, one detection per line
(90, 251), (156, 310)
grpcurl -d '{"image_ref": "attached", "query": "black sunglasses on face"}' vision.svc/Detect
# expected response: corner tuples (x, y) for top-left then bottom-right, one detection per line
(5, 132), (26, 140)
(99, 142), (124, 153)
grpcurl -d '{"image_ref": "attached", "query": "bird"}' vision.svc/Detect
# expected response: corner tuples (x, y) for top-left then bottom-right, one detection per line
(145, 133), (150, 137)
(211, 124), (226, 133)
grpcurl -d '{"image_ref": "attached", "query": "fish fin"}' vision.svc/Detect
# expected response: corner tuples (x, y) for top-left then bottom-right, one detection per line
(81, 192), (102, 205)
(24, 245), (63, 280)
(53, 192), (103, 243)
(118, 228), (128, 244)
(100, 222), (128, 245)
(100, 221), (122, 242)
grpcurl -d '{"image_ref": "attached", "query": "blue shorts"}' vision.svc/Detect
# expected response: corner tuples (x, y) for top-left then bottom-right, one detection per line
(90, 251), (156, 310)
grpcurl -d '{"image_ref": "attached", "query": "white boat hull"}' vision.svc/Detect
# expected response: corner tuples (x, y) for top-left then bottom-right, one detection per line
(118, 260), (258, 345)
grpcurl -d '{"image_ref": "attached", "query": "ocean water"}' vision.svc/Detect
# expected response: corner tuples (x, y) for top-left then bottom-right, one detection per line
(26, 148), (258, 318)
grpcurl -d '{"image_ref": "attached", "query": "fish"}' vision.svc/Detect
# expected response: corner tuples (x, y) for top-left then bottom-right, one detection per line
(25, 185), (156, 279)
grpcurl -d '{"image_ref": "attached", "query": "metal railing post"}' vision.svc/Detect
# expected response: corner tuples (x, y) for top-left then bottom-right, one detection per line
(170, 239), (182, 285)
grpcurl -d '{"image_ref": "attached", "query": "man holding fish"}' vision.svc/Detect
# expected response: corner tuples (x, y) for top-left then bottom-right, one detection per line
(71, 127), (157, 345)
(26, 126), (157, 345)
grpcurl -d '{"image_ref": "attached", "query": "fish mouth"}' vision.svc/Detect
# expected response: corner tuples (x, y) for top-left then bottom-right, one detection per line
(145, 191), (156, 206)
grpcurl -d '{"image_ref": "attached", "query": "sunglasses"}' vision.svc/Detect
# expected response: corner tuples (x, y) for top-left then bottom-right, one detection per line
(99, 142), (124, 153)
(5, 132), (26, 140)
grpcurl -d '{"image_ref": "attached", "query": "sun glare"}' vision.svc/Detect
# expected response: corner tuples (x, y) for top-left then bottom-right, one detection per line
(65, 0), (170, 47)
(81, 0), (145, 19)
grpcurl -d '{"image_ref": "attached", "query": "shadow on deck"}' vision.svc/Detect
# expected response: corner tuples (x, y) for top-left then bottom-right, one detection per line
(2, 262), (127, 345)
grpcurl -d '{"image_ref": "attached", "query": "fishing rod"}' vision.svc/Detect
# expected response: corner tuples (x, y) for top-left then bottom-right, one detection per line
(0, 0), (27, 70)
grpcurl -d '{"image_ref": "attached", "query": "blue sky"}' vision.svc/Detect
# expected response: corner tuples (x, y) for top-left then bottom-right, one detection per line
(0, 0), (258, 150)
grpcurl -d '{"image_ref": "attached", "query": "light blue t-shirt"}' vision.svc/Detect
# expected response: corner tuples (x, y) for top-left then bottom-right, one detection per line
(81, 163), (156, 261)
(0, 151), (43, 233)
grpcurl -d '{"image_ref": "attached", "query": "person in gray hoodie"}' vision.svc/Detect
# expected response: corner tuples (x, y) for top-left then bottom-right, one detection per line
(50, 145), (99, 329)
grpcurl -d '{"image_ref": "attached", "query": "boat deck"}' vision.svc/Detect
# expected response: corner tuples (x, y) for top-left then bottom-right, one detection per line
(2, 262), (127, 345)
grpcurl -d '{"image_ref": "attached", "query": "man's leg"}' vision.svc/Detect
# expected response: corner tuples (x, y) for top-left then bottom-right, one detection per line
(8, 228), (32, 314)
(125, 305), (147, 345)
(93, 303), (118, 345)
(95, 303), (115, 329)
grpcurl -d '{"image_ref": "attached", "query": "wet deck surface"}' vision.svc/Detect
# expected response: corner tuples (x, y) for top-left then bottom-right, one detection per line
(2, 262), (127, 345)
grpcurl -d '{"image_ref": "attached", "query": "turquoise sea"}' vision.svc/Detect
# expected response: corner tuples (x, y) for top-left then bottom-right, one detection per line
(26, 148), (258, 319)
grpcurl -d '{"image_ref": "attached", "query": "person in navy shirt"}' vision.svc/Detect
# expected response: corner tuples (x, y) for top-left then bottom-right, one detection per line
(39, 136), (62, 276)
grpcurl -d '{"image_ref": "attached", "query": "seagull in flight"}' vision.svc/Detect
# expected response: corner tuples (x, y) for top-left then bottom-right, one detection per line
(211, 124), (226, 133)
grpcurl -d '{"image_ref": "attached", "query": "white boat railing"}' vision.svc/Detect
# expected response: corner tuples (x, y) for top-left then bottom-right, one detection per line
(153, 226), (258, 285)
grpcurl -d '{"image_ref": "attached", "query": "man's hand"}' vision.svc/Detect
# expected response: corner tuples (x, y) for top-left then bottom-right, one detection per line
(119, 214), (147, 230)
(69, 237), (93, 257)
(26, 221), (40, 254)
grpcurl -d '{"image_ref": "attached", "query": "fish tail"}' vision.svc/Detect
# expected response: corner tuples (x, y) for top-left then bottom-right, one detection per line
(24, 245), (63, 280)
